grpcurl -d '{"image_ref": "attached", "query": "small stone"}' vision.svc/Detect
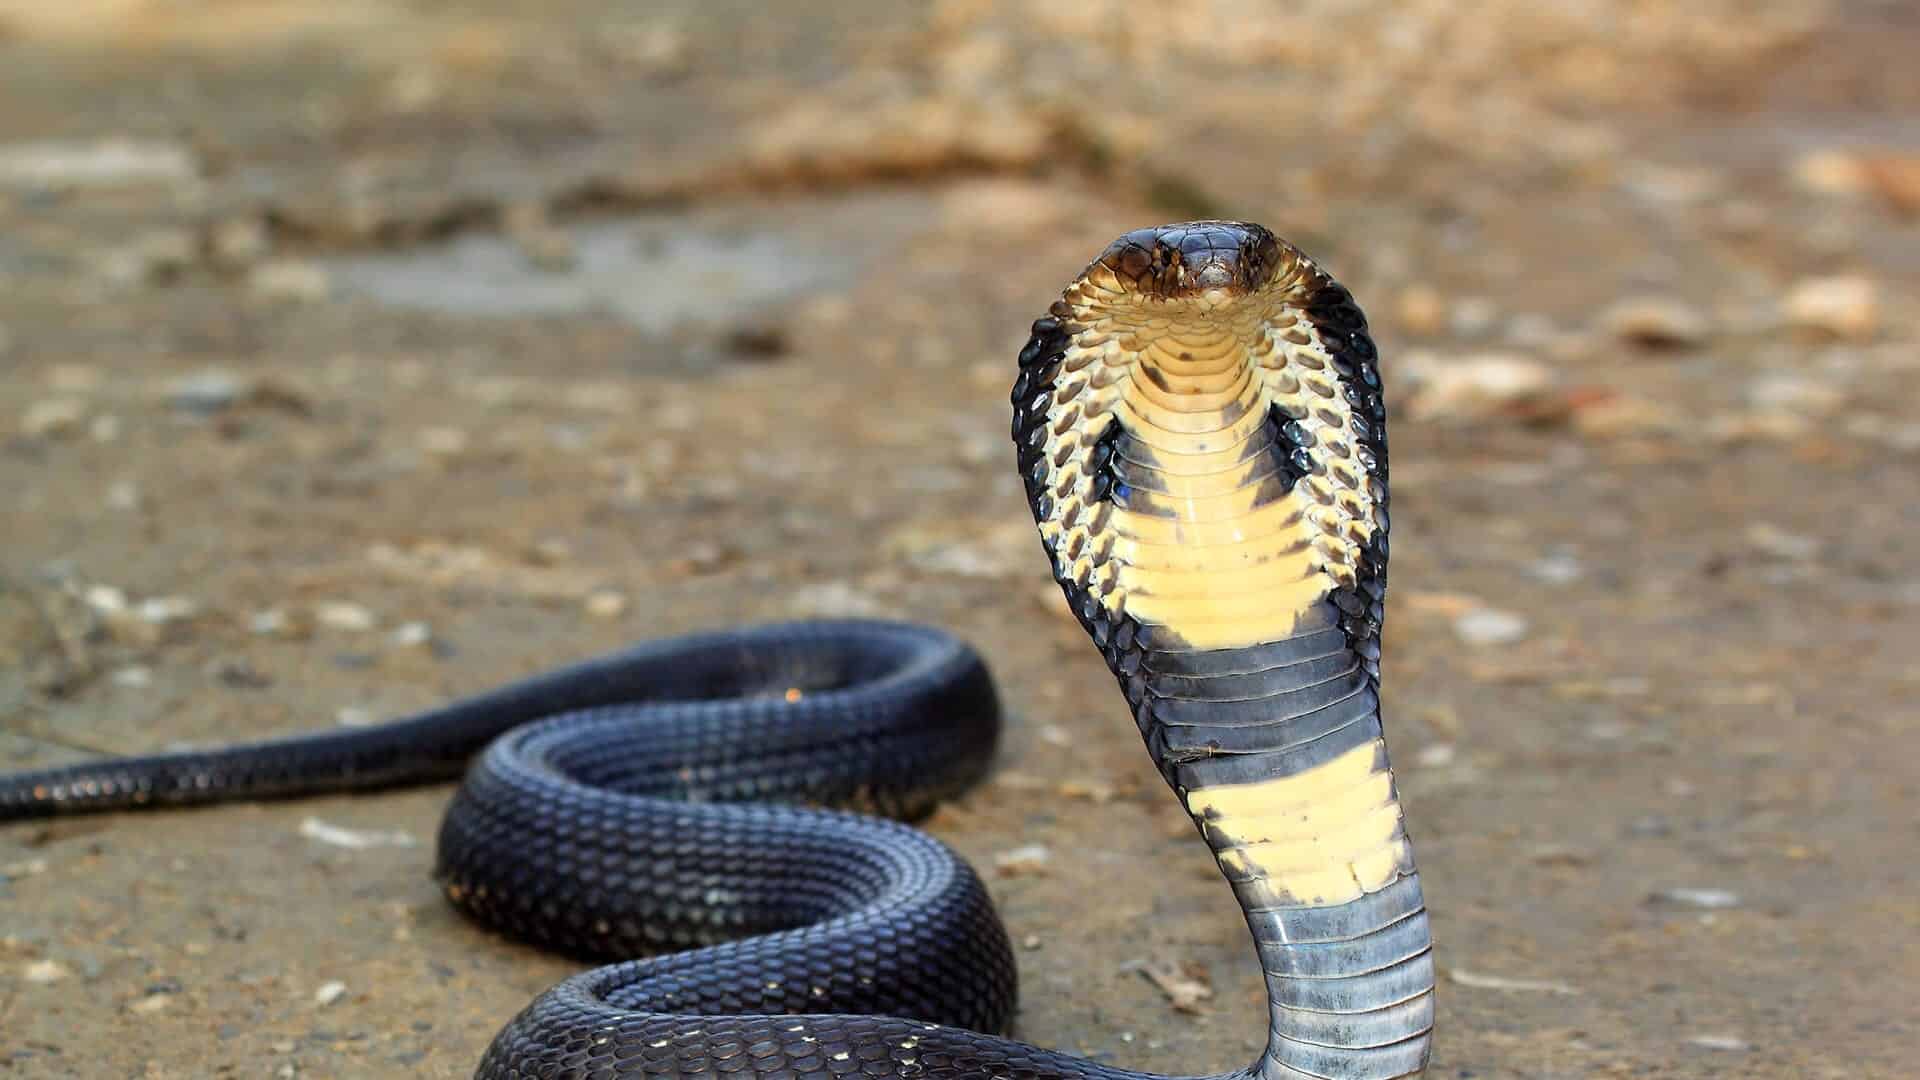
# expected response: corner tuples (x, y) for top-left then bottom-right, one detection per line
(1856, 154), (1920, 214)
(84, 584), (129, 614)
(137, 596), (198, 624)
(1745, 522), (1819, 562)
(1792, 149), (1870, 197)
(1599, 297), (1712, 348)
(1057, 779), (1116, 802)
(1527, 552), (1583, 585)
(1020, 934), (1042, 951)
(106, 479), (142, 511)
(301, 818), (416, 851)
(1784, 276), (1878, 340)
(249, 259), (329, 303)
(1394, 285), (1447, 336)
(0, 137), (195, 188)
(24, 959), (71, 983)
(1648, 887), (1742, 910)
(21, 398), (86, 438)
(1402, 352), (1555, 424)
(313, 980), (348, 1007)
(99, 228), (196, 285)
(1450, 296), (1499, 337)
(1527, 845), (1592, 866)
(314, 602), (378, 632)
(1453, 608), (1529, 647)
(111, 666), (154, 688)
(335, 707), (376, 727)
(167, 370), (247, 414)
(993, 844), (1051, 877)
(1745, 373), (1844, 418)
(584, 590), (629, 619)
(1414, 743), (1456, 768)
(389, 621), (433, 648)
(1687, 1034), (1752, 1052)
(129, 992), (173, 1014)
(1446, 969), (1579, 995)
(208, 217), (270, 268)
(1138, 960), (1213, 1014)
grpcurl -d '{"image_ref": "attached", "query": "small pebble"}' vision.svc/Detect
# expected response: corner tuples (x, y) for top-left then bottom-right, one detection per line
(1687, 1034), (1752, 1052)
(1599, 296), (1712, 348)
(1746, 373), (1844, 418)
(1415, 743), (1456, 768)
(21, 398), (87, 438)
(300, 818), (416, 850)
(111, 666), (153, 688)
(105, 479), (142, 510)
(1527, 552), (1583, 585)
(166, 370), (247, 414)
(24, 959), (71, 983)
(335, 707), (376, 727)
(1784, 275), (1879, 340)
(1453, 608), (1529, 647)
(249, 259), (330, 303)
(993, 844), (1051, 877)
(315, 602), (378, 632)
(313, 980), (348, 1007)
(1402, 352), (1555, 423)
(584, 589), (629, 619)
(1649, 887), (1742, 910)
(390, 621), (433, 648)
(1745, 522), (1819, 562)
(1394, 285), (1447, 336)
(137, 596), (198, 624)
(128, 992), (173, 1014)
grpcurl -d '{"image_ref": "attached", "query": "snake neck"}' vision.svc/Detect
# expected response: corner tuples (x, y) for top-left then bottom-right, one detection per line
(1013, 224), (1431, 1078)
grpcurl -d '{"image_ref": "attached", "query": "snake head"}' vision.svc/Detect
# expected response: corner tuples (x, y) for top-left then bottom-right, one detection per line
(1089, 220), (1287, 302)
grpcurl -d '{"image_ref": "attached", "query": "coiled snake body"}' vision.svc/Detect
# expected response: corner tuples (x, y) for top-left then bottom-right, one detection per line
(0, 222), (1431, 1079)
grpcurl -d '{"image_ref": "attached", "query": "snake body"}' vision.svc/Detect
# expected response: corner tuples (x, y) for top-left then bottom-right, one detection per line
(0, 222), (1430, 1079)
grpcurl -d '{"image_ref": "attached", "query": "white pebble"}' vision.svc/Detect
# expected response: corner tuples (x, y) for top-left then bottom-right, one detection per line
(993, 844), (1052, 876)
(315, 602), (378, 632)
(1784, 275), (1878, 340)
(390, 621), (433, 648)
(299, 817), (416, 850)
(23, 959), (71, 983)
(1453, 608), (1529, 647)
(313, 980), (348, 1006)
(584, 590), (629, 618)
(1649, 887), (1742, 910)
(1687, 1034), (1752, 1052)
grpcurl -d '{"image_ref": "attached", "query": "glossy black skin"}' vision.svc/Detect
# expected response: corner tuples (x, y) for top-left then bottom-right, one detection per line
(1, 222), (1415, 1080)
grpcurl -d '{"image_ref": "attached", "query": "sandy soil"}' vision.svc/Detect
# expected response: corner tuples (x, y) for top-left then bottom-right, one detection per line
(2, 2), (1917, 1077)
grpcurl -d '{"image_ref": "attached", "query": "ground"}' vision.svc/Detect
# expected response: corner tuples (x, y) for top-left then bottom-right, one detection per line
(1, 2), (1917, 1077)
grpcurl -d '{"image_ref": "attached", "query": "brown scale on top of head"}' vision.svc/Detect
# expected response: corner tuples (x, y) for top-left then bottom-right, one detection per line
(1080, 221), (1288, 303)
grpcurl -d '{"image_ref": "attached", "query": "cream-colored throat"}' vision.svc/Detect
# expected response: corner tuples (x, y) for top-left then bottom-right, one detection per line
(1036, 304), (1381, 650)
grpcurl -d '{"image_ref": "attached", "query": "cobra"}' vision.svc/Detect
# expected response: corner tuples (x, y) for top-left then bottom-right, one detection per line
(0, 221), (1431, 1079)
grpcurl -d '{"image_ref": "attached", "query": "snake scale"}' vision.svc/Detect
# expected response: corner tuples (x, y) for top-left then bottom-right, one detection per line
(0, 221), (1432, 1079)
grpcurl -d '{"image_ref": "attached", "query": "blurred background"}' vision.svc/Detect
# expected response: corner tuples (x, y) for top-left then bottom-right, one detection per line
(1, 2), (1915, 1076)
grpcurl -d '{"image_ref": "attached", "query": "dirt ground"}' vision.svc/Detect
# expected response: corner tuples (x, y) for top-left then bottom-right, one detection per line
(2, 2), (1917, 1077)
